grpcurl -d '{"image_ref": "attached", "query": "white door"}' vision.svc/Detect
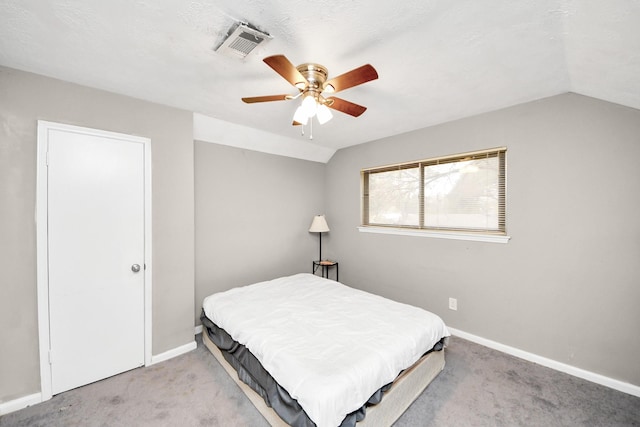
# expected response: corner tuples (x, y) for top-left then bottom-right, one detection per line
(46, 125), (146, 394)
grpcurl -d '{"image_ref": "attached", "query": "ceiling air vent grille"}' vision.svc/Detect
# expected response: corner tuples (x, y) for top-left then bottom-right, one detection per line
(216, 23), (272, 59)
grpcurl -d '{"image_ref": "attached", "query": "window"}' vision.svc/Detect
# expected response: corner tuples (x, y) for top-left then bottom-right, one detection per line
(361, 147), (507, 240)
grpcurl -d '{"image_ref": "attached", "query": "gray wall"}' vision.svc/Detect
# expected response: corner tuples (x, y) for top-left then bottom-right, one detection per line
(194, 142), (325, 323)
(0, 66), (195, 402)
(325, 93), (640, 386)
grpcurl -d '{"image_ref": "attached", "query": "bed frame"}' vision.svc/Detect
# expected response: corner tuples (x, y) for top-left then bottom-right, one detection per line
(202, 330), (445, 426)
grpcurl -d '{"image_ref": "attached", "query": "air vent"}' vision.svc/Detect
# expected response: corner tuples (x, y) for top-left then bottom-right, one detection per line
(216, 23), (272, 59)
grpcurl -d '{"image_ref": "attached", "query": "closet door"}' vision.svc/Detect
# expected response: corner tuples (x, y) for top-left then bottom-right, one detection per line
(45, 124), (146, 394)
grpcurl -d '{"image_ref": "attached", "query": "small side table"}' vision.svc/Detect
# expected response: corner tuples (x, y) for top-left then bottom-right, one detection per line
(313, 260), (338, 281)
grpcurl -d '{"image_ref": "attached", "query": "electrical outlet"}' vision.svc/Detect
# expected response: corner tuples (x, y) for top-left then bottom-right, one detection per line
(449, 297), (458, 311)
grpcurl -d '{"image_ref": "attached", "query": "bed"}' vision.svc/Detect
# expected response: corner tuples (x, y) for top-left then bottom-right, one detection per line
(201, 273), (450, 427)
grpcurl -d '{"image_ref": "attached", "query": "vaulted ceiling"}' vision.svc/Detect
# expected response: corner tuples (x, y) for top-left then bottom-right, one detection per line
(1, 0), (638, 152)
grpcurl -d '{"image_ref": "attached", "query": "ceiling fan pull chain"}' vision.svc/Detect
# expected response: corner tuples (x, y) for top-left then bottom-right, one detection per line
(309, 117), (313, 140)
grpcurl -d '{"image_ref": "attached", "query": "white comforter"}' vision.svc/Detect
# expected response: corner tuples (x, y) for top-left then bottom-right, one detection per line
(202, 273), (449, 427)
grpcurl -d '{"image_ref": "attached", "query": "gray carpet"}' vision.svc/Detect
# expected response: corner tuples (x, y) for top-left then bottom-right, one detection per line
(1, 335), (638, 427)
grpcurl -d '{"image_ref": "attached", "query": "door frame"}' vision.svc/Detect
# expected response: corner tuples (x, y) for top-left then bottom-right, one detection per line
(36, 120), (153, 401)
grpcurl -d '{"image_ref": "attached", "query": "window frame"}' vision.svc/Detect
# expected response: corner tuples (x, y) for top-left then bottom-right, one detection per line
(360, 147), (510, 243)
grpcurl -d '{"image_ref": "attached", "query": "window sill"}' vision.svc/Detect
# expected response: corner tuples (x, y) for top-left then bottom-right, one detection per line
(357, 226), (511, 244)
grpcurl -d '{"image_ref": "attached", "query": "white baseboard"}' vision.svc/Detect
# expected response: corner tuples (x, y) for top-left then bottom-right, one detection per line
(448, 327), (640, 398)
(0, 392), (42, 416)
(194, 324), (203, 335)
(150, 340), (197, 365)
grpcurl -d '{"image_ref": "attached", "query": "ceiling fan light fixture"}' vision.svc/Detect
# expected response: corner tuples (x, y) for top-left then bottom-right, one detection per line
(293, 106), (309, 125)
(316, 104), (333, 124)
(301, 94), (318, 117)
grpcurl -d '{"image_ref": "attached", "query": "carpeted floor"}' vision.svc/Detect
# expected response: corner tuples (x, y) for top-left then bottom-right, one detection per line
(1, 335), (638, 426)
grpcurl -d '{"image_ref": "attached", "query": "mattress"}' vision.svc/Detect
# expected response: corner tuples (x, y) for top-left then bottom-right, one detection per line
(202, 273), (450, 427)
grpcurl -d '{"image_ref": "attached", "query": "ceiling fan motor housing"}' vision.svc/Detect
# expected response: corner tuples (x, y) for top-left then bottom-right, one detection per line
(296, 63), (329, 89)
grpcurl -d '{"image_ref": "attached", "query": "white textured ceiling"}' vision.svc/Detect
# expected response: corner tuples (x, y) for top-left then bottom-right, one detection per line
(1, 0), (639, 152)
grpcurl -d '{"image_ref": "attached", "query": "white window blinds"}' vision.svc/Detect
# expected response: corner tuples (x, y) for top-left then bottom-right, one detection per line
(362, 148), (506, 234)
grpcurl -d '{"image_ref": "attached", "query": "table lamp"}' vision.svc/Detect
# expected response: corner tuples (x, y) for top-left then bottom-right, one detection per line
(309, 215), (330, 261)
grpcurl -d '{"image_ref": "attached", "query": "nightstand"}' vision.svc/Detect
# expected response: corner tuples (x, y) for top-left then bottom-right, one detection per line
(312, 260), (338, 281)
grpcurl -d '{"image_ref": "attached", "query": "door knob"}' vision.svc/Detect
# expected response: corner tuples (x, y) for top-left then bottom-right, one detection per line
(131, 264), (141, 273)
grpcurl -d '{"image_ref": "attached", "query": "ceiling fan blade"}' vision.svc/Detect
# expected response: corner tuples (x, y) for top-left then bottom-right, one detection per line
(292, 121), (303, 126)
(242, 94), (291, 103)
(326, 97), (367, 117)
(263, 55), (307, 88)
(324, 64), (378, 93)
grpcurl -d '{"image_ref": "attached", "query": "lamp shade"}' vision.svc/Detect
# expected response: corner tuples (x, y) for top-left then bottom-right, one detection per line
(301, 94), (318, 117)
(293, 106), (309, 125)
(316, 104), (333, 124)
(309, 215), (330, 232)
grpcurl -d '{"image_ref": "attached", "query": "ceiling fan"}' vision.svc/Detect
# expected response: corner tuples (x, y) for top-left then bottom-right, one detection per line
(242, 55), (378, 131)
